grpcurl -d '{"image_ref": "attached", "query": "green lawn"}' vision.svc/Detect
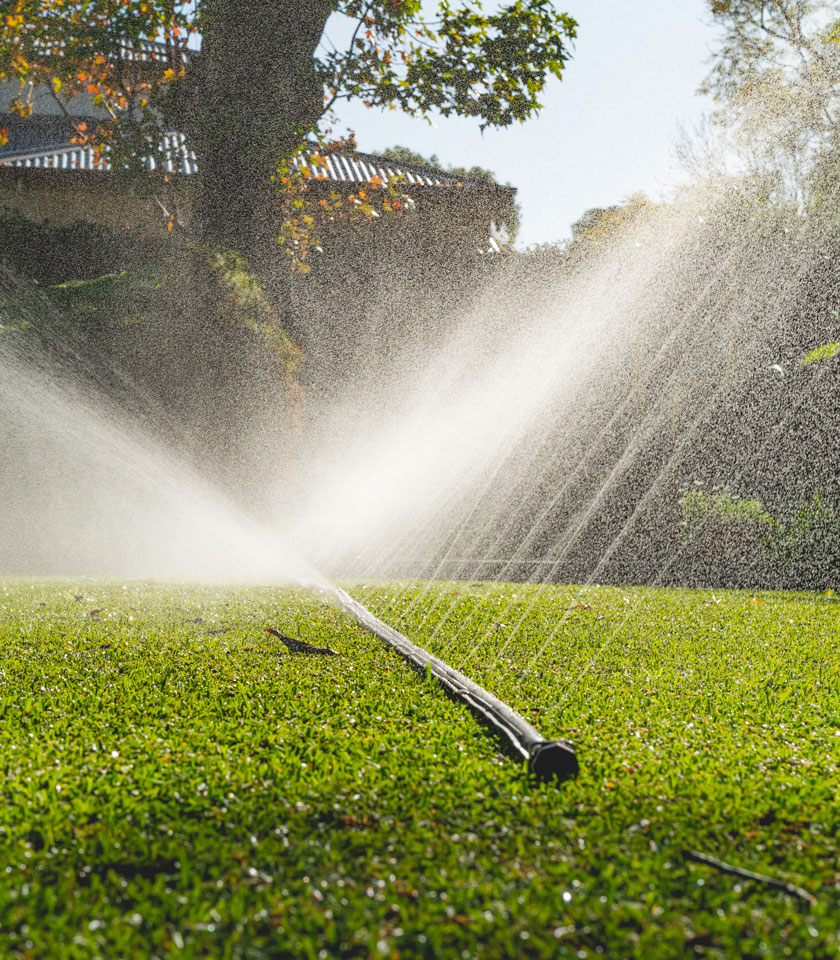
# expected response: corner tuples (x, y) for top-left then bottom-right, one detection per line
(1, 578), (838, 958)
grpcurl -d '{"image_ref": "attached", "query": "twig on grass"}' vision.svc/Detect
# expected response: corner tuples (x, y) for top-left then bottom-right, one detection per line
(266, 627), (339, 656)
(682, 849), (816, 905)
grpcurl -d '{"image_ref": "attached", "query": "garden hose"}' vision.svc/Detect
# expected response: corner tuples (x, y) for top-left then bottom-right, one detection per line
(332, 587), (579, 783)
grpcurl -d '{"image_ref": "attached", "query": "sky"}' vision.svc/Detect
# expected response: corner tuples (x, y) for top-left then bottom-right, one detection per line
(329, 1), (722, 248)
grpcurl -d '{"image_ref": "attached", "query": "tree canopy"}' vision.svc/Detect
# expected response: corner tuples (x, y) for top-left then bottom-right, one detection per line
(702, 0), (839, 102)
(1, 1), (577, 256)
(700, 1), (840, 204)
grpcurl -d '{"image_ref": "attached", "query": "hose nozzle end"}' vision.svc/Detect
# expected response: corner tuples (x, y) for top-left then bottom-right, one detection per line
(528, 740), (579, 784)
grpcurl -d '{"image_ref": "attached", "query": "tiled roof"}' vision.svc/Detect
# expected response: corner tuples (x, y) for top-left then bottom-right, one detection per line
(26, 36), (189, 64)
(0, 135), (509, 192)
(113, 38), (189, 63)
(297, 150), (485, 189)
(0, 133), (196, 174)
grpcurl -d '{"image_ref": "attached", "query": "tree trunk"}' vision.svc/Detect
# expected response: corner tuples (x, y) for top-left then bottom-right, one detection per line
(186, 0), (330, 258)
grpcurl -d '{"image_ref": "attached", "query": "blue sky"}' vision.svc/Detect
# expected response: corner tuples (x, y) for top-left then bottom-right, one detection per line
(329, 1), (721, 247)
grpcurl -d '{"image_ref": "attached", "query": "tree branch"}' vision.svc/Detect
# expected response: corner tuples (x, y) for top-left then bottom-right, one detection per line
(682, 849), (817, 905)
(322, 1), (375, 117)
(47, 83), (81, 140)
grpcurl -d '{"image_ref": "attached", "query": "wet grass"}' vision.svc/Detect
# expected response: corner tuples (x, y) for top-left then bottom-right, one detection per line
(1, 578), (838, 958)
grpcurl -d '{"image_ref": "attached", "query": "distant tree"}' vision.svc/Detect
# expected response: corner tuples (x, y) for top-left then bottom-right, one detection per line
(702, 1), (837, 101)
(700, 0), (840, 203)
(569, 206), (619, 242)
(1, 1), (576, 266)
(567, 194), (654, 246)
(380, 145), (521, 244)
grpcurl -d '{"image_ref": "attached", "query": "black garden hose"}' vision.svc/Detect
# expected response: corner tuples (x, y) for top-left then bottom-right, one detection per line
(333, 587), (578, 783)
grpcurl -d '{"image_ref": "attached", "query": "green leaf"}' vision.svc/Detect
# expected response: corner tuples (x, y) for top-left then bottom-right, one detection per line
(798, 342), (840, 366)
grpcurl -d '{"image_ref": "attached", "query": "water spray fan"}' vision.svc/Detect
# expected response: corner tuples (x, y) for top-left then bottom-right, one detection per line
(333, 588), (579, 783)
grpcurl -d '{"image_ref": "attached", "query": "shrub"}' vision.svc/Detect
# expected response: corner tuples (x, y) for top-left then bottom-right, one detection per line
(769, 495), (840, 590)
(680, 486), (840, 590)
(680, 486), (774, 555)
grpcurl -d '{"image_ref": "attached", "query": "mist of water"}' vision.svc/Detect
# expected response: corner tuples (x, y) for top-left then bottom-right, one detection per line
(266, 166), (838, 688)
(2, 107), (837, 665)
(280, 177), (825, 585)
(0, 343), (324, 586)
